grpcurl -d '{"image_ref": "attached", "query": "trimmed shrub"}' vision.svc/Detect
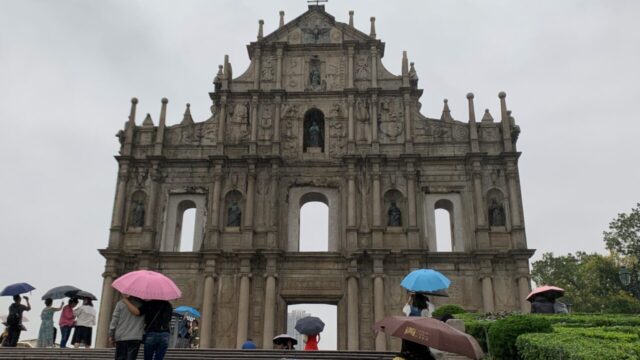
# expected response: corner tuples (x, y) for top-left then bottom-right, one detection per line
(517, 328), (640, 360)
(487, 315), (553, 360)
(432, 304), (466, 318)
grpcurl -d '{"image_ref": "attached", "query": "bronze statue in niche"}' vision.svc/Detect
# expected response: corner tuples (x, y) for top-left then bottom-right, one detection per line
(227, 201), (242, 227)
(303, 108), (325, 152)
(488, 199), (506, 227)
(388, 201), (402, 226)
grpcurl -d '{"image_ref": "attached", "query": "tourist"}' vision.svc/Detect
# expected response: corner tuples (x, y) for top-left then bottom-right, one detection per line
(72, 298), (96, 348)
(2, 295), (31, 347)
(59, 297), (78, 348)
(176, 315), (190, 348)
(303, 333), (320, 350)
(37, 298), (63, 347)
(122, 297), (173, 360)
(189, 319), (199, 348)
(400, 292), (436, 359)
(109, 295), (144, 360)
(241, 338), (257, 349)
(530, 296), (555, 314)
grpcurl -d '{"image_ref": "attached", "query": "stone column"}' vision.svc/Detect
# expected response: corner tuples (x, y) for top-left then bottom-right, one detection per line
(267, 161), (279, 247)
(518, 276), (531, 313)
(200, 269), (217, 348)
(262, 256), (277, 349)
(370, 46), (378, 88)
(208, 165), (223, 248)
(244, 162), (256, 229)
(145, 169), (160, 229)
(273, 96), (281, 149)
(472, 163), (485, 227)
(481, 276), (495, 313)
(373, 274), (386, 351)
(108, 165), (129, 248)
(403, 93), (412, 147)
(506, 165), (521, 228)
(372, 165), (381, 227)
(217, 96), (227, 145)
(250, 96), (259, 143)
(275, 47), (283, 89)
(236, 256), (252, 349)
(347, 275), (360, 350)
(253, 49), (261, 90)
(347, 45), (355, 88)
(95, 273), (115, 348)
(370, 94), (378, 145)
(347, 95), (355, 143)
(406, 164), (417, 228)
(347, 164), (356, 228)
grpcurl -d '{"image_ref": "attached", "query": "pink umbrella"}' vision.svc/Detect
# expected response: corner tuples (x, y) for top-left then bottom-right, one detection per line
(111, 270), (182, 301)
(526, 285), (565, 301)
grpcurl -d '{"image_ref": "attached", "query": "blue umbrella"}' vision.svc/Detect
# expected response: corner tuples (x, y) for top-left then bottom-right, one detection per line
(1, 282), (35, 296)
(400, 269), (451, 292)
(174, 305), (200, 318)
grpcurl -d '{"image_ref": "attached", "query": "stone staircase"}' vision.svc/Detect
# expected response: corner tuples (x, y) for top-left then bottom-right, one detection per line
(0, 348), (398, 360)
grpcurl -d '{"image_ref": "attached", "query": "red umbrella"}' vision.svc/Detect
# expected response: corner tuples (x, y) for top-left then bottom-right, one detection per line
(373, 316), (484, 360)
(526, 285), (565, 301)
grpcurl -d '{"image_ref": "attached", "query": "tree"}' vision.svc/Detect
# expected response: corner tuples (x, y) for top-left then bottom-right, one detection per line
(604, 203), (640, 258)
(604, 203), (640, 300)
(531, 252), (640, 313)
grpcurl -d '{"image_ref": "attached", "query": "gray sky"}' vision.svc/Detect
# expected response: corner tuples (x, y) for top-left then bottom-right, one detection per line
(1, 0), (639, 345)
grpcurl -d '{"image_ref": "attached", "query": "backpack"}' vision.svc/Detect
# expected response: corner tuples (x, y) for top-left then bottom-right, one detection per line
(6, 306), (21, 327)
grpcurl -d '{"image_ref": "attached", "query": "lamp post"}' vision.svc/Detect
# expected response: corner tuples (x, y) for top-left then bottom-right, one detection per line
(618, 265), (640, 300)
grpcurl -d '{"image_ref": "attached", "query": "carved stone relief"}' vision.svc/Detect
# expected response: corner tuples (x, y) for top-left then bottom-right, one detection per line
(328, 120), (346, 158)
(481, 126), (500, 141)
(355, 56), (370, 79)
(325, 57), (345, 91)
(355, 98), (370, 142)
(280, 102), (300, 158)
(330, 28), (342, 43)
(227, 102), (250, 144)
(452, 123), (469, 142)
(259, 104), (273, 141)
(300, 16), (331, 44)
(285, 57), (303, 91)
(378, 97), (404, 143)
(288, 28), (302, 44)
(261, 55), (274, 82)
(414, 119), (451, 142)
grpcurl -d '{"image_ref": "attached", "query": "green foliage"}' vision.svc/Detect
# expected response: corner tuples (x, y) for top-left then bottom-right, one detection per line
(604, 203), (640, 258)
(534, 313), (640, 328)
(516, 327), (640, 360)
(487, 315), (552, 360)
(531, 252), (640, 313)
(432, 304), (466, 318)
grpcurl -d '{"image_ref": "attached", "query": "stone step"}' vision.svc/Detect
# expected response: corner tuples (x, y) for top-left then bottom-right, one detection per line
(0, 348), (397, 360)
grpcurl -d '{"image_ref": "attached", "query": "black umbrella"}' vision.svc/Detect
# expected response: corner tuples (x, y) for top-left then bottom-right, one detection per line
(41, 285), (81, 300)
(294, 316), (325, 335)
(65, 290), (97, 300)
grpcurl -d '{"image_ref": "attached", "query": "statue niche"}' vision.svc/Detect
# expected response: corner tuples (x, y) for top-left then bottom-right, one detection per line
(487, 189), (506, 227)
(128, 191), (147, 229)
(224, 190), (243, 228)
(303, 108), (325, 153)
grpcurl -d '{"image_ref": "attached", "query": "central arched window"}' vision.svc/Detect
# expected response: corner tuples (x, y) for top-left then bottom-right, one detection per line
(299, 193), (329, 251)
(434, 199), (454, 252)
(175, 200), (197, 252)
(303, 108), (325, 153)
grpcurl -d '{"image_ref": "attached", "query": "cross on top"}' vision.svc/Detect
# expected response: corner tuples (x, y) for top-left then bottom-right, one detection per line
(307, 0), (328, 6)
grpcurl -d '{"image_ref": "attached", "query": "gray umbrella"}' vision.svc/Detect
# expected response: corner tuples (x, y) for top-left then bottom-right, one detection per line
(41, 285), (81, 300)
(294, 316), (325, 335)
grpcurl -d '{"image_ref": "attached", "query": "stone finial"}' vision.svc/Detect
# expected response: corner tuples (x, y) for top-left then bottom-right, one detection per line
(467, 93), (476, 123)
(161, 97), (168, 104)
(481, 108), (494, 122)
(402, 51), (409, 75)
(181, 103), (194, 125)
(257, 19), (264, 40)
(279, 11), (285, 28)
(349, 10), (354, 26)
(440, 99), (453, 122)
(142, 113), (154, 127)
(370, 17), (376, 38)
(128, 97), (138, 125)
(223, 55), (232, 80)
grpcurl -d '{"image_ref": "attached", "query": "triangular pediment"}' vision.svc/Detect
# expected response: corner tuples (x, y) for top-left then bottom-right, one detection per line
(260, 6), (373, 45)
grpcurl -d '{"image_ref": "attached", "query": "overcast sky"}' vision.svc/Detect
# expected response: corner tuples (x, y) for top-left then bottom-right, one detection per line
(1, 0), (639, 346)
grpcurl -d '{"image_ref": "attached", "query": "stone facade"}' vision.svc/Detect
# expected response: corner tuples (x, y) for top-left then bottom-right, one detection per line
(96, 5), (534, 351)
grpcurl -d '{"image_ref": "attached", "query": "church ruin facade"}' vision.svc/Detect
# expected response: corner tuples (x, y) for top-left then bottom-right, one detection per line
(96, 5), (534, 350)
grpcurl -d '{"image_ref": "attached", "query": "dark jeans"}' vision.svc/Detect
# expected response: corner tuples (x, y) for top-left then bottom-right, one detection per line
(143, 332), (169, 360)
(116, 340), (141, 360)
(2, 326), (21, 347)
(60, 326), (73, 348)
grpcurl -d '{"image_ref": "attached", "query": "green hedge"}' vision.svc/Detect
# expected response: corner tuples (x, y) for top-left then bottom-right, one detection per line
(487, 315), (553, 360)
(432, 304), (466, 318)
(535, 313), (640, 328)
(517, 327), (640, 360)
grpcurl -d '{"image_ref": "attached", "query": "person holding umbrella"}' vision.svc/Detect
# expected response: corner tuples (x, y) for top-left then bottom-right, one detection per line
(37, 298), (63, 347)
(2, 294), (31, 347)
(109, 295), (145, 360)
(59, 297), (78, 348)
(294, 316), (325, 351)
(72, 297), (96, 348)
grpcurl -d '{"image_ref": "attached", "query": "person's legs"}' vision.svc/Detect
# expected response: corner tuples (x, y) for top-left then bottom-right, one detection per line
(59, 326), (71, 348)
(153, 332), (169, 360)
(143, 332), (158, 360)
(115, 341), (128, 360)
(5, 326), (21, 347)
(125, 340), (141, 360)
